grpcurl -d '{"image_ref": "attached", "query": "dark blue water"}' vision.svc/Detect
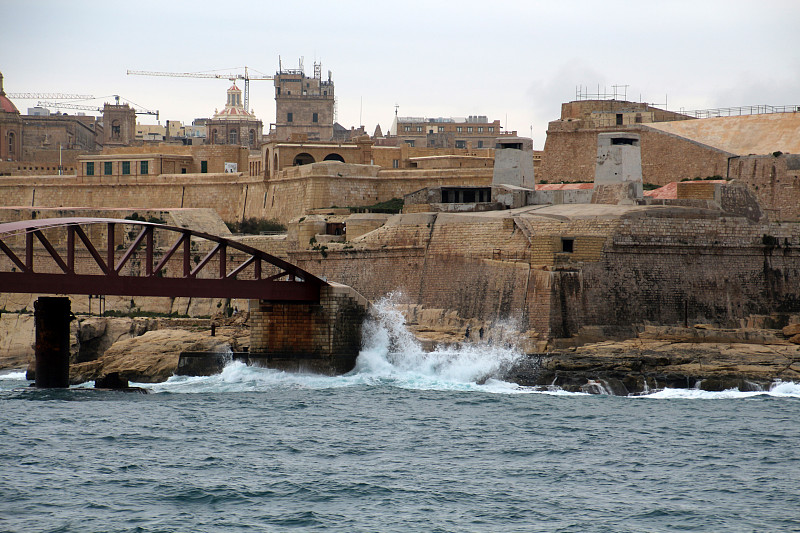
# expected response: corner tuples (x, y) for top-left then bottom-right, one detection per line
(2, 303), (799, 532)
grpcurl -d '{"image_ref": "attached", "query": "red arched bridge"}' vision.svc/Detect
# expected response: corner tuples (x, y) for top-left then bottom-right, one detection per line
(0, 217), (325, 301)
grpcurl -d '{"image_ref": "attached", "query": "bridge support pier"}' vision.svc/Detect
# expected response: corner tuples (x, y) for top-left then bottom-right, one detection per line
(249, 283), (369, 375)
(34, 297), (73, 388)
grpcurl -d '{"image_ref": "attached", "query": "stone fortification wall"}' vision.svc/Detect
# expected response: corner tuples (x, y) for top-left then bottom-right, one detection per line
(556, 216), (800, 337)
(540, 125), (730, 186)
(264, 163), (492, 224)
(286, 207), (800, 340)
(727, 154), (800, 221)
(0, 173), (268, 224)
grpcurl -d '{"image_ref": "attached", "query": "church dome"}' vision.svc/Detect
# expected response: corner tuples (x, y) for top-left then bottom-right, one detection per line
(0, 72), (19, 114)
(213, 82), (253, 119)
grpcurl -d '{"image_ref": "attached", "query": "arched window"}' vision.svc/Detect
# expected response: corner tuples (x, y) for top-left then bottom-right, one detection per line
(212, 129), (218, 144)
(229, 129), (237, 145)
(293, 153), (315, 166)
(249, 129), (255, 146)
(111, 119), (121, 139)
(8, 131), (15, 156)
(323, 153), (345, 162)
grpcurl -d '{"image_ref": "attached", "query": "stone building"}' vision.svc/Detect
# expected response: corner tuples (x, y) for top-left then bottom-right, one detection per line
(272, 62), (334, 142)
(102, 103), (136, 147)
(0, 72), (22, 162)
(76, 144), (251, 178)
(390, 115), (502, 149)
(540, 98), (800, 221)
(205, 84), (263, 149)
(0, 72), (101, 175)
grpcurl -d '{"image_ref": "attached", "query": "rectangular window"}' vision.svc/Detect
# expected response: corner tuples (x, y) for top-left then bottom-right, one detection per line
(457, 126), (462, 132)
(287, 112), (293, 123)
(478, 127), (484, 133)
(416, 126), (422, 132)
(392, 159), (399, 168)
(561, 238), (575, 253)
(455, 140), (466, 149)
(86, 162), (94, 176)
(404, 140), (415, 147)
(104, 162), (112, 175)
(477, 141), (483, 148)
(122, 161), (130, 175)
(312, 112), (318, 123)
(438, 126), (444, 133)
(488, 127), (494, 132)
(467, 127), (473, 133)
(140, 161), (148, 175)
(201, 161), (208, 173)
(616, 114), (623, 126)
(404, 126), (411, 132)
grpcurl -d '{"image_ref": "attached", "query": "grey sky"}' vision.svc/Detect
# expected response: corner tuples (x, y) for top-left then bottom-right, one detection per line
(2, 0), (798, 149)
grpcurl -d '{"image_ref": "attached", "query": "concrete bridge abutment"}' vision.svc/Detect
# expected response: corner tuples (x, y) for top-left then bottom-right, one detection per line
(248, 283), (369, 375)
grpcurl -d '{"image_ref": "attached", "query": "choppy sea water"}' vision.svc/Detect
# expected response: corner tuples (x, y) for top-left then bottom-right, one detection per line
(1, 300), (799, 532)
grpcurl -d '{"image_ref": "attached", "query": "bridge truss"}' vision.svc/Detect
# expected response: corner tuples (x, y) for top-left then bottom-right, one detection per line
(0, 218), (324, 301)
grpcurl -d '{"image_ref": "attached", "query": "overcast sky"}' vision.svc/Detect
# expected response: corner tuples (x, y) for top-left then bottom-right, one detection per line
(2, 0), (798, 149)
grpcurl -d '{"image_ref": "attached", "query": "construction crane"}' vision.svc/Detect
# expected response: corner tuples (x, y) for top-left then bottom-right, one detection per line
(126, 67), (273, 113)
(8, 93), (94, 100)
(37, 95), (159, 119)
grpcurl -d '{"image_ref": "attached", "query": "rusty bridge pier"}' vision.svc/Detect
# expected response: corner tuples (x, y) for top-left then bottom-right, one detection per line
(34, 296), (73, 388)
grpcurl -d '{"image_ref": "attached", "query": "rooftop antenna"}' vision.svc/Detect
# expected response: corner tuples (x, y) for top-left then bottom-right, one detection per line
(394, 103), (399, 116)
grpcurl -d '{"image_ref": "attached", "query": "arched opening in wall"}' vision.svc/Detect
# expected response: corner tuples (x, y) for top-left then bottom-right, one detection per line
(293, 153), (315, 166)
(8, 131), (15, 156)
(323, 153), (345, 162)
(249, 129), (255, 146)
(229, 129), (238, 145)
(111, 120), (121, 139)
(212, 129), (218, 144)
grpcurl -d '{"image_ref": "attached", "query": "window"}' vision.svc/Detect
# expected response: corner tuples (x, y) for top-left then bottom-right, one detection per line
(467, 127), (473, 133)
(478, 127), (483, 133)
(229, 129), (237, 145)
(104, 162), (112, 175)
(616, 114), (623, 126)
(249, 130), (255, 145)
(7, 131), (14, 155)
(287, 112), (293, 122)
(312, 112), (318, 123)
(561, 238), (574, 253)
(111, 120), (120, 139)
(404, 126), (411, 132)
(488, 127), (494, 132)
(201, 161), (208, 173)
(416, 126), (422, 132)
(140, 161), (148, 175)
(404, 140), (415, 147)
(477, 141), (483, 148)
(392, 159), (399, 168)
(181, 168), (187, 174)
(455, 140), (466, 149)
(122, 161), (130, 175)
(438, 126), (444, 133)
(86, 162), (94, 176)
(457, 126), (462, 132)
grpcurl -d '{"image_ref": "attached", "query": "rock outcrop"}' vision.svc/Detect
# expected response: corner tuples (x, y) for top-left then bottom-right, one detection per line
(70, 327), (247, 384)
(505, 326), (800, 395)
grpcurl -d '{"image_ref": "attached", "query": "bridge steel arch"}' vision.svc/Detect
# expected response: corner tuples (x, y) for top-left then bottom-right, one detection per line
(0, 218), (325, 301)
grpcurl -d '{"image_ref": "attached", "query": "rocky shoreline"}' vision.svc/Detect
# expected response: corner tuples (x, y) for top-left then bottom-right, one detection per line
(2, 309), (799, 395)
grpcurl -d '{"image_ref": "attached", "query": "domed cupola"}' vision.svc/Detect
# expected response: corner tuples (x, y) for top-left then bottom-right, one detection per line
(0, 72), (20, 114)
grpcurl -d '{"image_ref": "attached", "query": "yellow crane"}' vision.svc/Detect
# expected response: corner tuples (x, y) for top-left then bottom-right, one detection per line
(127, 67), (273, 113)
